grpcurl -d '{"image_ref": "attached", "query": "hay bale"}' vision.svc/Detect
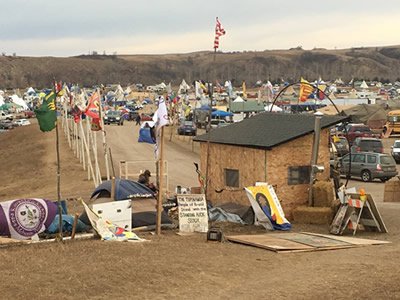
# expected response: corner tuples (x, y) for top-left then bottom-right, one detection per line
(292, 206), (333, 225)
(313, 181), (335, 207)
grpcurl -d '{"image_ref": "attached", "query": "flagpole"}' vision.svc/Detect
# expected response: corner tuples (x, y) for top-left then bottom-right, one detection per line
(156, 126), (165, 235)
(98, 88), (110, 180)
(54, 86), (63, 241)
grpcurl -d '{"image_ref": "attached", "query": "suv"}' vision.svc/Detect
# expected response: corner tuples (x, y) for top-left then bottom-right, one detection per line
(350, 137), (384, 153)
(391, 140), (400, 163)
(177, 120), (197, 136)
(338, 152), (398, 182)
(343, 124), (375, 145)
(104, 110), (124, 126)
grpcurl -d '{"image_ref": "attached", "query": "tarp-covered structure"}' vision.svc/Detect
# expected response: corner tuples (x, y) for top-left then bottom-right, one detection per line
(91, 179), (155, 200)
(342, 104), (388, 129)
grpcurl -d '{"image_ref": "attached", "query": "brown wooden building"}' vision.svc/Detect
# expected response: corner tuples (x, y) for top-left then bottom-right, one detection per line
(194, 112), (347, 218)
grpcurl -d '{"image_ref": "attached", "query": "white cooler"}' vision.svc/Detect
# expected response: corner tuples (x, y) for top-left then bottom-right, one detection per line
(91, 199), (132, 231)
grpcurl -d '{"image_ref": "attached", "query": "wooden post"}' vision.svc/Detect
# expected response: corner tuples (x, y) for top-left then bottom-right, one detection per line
(71, 213), (79, 239)
(156, 127), (165, 235)
(93, 130), (101, 185)
(111, 176), (116, 201)
(86, 118), (91, 180)
(79, 121), (97, 187)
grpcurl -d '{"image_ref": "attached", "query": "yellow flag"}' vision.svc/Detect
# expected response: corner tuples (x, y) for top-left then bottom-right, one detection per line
(242, 81), (247, 98)
(299, 77), (314, 102)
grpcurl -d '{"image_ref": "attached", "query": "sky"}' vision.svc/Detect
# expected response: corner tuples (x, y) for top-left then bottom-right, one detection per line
(1, 0), (400, 57)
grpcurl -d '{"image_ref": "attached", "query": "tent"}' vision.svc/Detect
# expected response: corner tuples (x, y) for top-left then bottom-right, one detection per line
(264, 104), (283, 112)
(91, 179), (155, 200)
(138, 126), (156, 144)
(211, 110), (233, 118)
(233, 96), (245, 102)
(360, 80), (369, 89)
(84, 179), (172, 229)
(10, 95), (28, 110)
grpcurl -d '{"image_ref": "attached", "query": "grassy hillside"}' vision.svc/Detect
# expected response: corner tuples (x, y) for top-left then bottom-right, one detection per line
(1, 46), (400, 88)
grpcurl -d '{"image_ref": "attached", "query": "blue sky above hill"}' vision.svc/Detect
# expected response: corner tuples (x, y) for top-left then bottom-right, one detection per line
(1, 0), (399, 56)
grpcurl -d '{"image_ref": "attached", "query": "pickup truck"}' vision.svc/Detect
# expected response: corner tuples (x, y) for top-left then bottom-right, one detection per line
(342, 124), (376, 145)
(0, 111), (13, 121)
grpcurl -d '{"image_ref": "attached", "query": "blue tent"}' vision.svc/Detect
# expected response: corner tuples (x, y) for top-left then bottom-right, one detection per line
(91, 179), (155, 200)
(138, 127), (155, 144)
(211, 110), (233, 118)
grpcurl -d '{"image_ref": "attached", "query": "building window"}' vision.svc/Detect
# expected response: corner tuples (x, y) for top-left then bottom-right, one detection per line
(225, 169), (239, 187)
(288, 166), (311, 185)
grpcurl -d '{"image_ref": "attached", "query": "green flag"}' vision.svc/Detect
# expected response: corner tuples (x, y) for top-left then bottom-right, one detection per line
(35, 91), (57, 132)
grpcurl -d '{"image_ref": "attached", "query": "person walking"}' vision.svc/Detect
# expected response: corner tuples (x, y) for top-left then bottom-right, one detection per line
(135, 114), (141, 125)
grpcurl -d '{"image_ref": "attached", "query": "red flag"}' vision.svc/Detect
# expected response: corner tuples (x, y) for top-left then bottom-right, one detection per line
(214, 17), (226, 50)
(84, 92), (102, 131)
(85, 92), (100, 119)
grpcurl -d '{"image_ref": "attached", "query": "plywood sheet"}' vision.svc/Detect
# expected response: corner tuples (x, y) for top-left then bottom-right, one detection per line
(226, 234), (314, 252)
(302, 232), (391, 245)
(270, 233), (352, 248)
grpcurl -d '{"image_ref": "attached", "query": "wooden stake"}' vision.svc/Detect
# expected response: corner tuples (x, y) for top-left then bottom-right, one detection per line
(71, 213), (79, 239)
(156, 126), (165, 235)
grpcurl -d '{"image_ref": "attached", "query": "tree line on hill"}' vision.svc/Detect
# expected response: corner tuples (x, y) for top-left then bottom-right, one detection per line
(1, 45), (400, 88)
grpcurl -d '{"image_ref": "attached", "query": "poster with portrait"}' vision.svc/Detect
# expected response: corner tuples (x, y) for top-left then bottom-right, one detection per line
(245, 185), (291, 231)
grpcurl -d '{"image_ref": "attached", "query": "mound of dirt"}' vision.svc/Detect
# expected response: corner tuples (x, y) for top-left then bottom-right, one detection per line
(0, 121), (94, 207)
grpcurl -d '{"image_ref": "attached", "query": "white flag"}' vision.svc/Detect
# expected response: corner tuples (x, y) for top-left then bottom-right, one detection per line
(153, 96), (169, 159)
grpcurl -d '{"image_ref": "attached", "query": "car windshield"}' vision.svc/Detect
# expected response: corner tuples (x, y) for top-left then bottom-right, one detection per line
(183, 121), (194, 126)
(380, 155), (395, 165)
(394, 141), (400, 148)
(360, 140), (382, 147)
(353, 127), (371, 132)
(107, 111), (120, 116)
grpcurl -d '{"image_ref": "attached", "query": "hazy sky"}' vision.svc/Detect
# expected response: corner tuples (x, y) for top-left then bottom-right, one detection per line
(1, 0), (400, 57)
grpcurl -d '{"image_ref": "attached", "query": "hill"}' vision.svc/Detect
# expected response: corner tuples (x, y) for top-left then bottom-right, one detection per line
(2, 45), (400, 88)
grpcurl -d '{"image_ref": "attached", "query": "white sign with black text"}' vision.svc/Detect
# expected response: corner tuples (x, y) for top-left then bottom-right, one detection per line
(177, 194), (208, 233)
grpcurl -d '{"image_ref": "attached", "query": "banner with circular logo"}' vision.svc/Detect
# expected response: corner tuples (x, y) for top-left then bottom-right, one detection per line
(0, 198), (57, 240)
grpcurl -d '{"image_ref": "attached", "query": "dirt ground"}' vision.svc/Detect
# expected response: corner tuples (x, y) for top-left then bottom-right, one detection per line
(1, 120), (400, 299)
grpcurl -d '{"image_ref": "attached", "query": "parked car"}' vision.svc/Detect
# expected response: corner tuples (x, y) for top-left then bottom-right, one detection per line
(391, 140), (400, 163)
(342, 123), (375, 145)
(177, 121), (197, 136)
(104, 110), (124, 126)
(210, 119), (228, 129)
(0, 110), (13, 121)
(338, 152), (398, 182)
(140, 113), (153, 121)
(350, 137), (384, 153)
(0, 121), (14, 130)
(13, 119), (31, 126)
(23, 110), (35, 118)
(332, 136), (349, 157)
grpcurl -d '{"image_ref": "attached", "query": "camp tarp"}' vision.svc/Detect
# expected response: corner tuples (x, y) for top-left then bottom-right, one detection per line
(211, 110), (233, 118)
(342, 104), (387, 129)
(91, 179), (155, 200)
